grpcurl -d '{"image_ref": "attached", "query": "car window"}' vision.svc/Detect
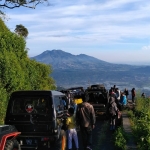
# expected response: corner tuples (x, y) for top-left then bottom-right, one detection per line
(54, 96), (66, 112)
(12, 96), (50, 114)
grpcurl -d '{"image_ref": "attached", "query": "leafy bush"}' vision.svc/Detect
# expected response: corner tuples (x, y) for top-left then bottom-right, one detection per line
(0, 18), (56, 124)
(113, 127), (127, 150)
(0, 84), (7, 124)
(130, 96), (150, 150)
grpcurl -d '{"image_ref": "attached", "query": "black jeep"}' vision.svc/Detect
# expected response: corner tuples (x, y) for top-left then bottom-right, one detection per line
(5, 90), (68, 150)
(85, 84), (109, 118)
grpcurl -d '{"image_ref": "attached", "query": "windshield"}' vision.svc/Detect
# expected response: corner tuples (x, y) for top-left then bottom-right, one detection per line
(11, 96), (51, 114)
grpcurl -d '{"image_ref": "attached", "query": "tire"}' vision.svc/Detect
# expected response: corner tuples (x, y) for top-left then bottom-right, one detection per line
(52, 130), (66, 150)
(4, 139), (21, 150)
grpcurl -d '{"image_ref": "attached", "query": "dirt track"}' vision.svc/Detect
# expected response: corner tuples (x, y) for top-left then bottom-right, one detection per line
(71, 116), (116, 150)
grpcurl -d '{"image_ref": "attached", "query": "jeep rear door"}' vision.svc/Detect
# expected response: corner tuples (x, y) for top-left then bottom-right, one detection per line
(5, 93), (53, 136)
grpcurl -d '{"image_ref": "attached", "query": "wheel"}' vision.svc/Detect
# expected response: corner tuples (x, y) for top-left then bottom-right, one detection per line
(51, 130), (66, 150)
(4, 139), (21, 150)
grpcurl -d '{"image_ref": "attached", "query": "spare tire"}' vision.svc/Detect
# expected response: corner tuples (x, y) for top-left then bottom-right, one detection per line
(4, 139), (21, 150)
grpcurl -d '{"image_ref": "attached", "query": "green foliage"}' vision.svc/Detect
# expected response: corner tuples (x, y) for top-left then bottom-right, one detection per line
(0, 50), (26, 94)
(0, 84), (7, 124)
(0, 31), (27, 58)
(113, 127), (127, 150)
(15, 24), (29, 38)
(0, 18), (9, 32)
(130, 96), (150, 150)
(23, 59), (56, 90)
(0, 18), (56, 124)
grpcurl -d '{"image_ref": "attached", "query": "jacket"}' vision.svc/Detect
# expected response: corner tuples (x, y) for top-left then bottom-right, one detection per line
(76, 102), (96, 127)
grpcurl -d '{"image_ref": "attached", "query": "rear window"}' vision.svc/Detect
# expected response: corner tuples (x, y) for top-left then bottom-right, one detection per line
(87, 91), (108, 104)
(11, 96), (51, 114)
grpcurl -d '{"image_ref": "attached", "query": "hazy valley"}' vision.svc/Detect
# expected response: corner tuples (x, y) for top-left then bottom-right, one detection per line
(31, 50), (150, 95)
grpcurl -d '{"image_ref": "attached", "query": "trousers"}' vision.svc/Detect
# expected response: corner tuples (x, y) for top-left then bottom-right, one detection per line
(68, 128), (79, 149)
(80, 126), (92, 149)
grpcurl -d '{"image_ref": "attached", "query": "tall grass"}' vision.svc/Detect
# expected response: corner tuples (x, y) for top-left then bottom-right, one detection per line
(128, 96), (150, 150)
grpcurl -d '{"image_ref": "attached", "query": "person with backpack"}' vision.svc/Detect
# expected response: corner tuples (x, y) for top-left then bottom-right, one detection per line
(108, 96), (119, 130)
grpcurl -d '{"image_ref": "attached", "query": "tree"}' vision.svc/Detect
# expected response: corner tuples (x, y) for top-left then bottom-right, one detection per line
(0, 0), (49, 9)
(0, 18), (9, 32)
(15, 24), (28, 38)
(0, 18), (56, 124)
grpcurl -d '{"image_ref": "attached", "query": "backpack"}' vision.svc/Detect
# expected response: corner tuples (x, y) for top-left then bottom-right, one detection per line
(109, 102), (116, 116)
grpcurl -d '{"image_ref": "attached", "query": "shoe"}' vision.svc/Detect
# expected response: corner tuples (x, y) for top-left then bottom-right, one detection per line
(86, 146), (92, 150)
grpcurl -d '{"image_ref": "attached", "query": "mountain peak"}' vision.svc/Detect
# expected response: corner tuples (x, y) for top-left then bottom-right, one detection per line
(31, 50), (109, 69)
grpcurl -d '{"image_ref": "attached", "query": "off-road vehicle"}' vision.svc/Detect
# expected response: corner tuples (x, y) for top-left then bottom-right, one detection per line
(85, 84), (109, 118)
(5, 90), (68, 150)
(0, 125), (21, 150)
(66, 86), (85, 99)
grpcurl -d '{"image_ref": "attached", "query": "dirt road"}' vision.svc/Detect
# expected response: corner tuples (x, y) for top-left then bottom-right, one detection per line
(74, 117), (116, 150)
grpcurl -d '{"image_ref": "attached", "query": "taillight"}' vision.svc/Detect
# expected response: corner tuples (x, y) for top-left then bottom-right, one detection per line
(41, 137), (49, 141)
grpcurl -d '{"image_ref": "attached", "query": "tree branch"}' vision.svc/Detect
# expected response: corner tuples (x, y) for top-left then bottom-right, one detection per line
(0, 0), (45, 9)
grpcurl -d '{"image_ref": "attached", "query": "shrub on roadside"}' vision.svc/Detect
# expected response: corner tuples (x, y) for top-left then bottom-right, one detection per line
(113, 127), (127, 150)
(129, 96), (150, 150)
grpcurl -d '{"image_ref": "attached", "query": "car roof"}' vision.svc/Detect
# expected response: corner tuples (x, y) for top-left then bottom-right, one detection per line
(67, 87), (84, 90)
(10, 90), (65, 97)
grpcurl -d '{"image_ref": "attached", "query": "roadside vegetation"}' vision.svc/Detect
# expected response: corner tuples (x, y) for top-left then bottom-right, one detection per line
(128, 96), (150, 150)
(0, 18), (56, 124)
(113, 127), (127, 150)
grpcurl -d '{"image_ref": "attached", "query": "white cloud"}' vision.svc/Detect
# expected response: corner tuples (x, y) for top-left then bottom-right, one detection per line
(142, 45), (150, 51)
(4, 0), (150, 64)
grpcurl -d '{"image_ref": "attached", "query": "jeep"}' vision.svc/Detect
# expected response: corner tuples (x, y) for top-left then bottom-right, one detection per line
(5, 90), (68, 150)
(85, 84), (109, 118)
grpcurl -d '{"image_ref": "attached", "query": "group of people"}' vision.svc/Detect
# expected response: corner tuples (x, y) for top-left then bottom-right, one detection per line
(66, 94), (95, 150)
(107, 85), (137, 131)
(109, 85), (137, 104)
(64, 85), (138, 150)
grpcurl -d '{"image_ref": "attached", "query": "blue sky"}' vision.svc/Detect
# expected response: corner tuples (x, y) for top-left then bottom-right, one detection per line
(3, 0), (150, 65)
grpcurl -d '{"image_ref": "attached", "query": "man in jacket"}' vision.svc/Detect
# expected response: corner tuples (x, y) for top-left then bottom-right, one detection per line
(76, 94), (96, 150)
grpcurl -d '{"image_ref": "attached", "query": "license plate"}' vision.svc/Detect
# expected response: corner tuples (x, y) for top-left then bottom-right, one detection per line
(26, 139), (38, 145)
(96, 111), (104, 115)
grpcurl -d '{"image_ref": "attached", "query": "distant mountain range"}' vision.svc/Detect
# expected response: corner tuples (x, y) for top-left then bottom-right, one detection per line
(31, 50), (150, 90)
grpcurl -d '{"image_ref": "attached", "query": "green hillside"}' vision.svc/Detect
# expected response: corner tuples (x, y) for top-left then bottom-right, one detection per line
(0, 18), (9, 32)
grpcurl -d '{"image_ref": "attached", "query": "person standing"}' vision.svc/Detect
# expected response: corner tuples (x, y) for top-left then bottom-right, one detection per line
(108, 96), (119, 130)
(66, 107), (79, 150)
(119, 93), (127, 109)
(131, 88), (136, 103)
(76, 94), (96, 150)
(124, 88), (129, 100)
(141, 92), (146, 98)
(116, 88), (121, 101)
